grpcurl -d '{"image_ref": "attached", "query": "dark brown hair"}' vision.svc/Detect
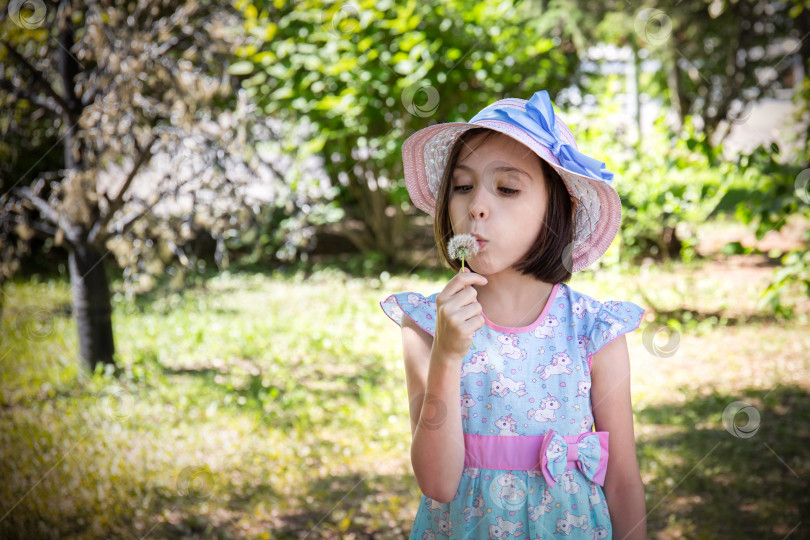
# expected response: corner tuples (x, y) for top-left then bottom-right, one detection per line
(434, 128), (577, 284)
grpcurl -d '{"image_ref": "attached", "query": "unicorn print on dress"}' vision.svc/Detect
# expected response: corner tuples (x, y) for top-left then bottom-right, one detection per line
(494, 414), (519, 435)
(577, 439), (596, 472)
(576, 380), (591, 397)
(555, 511), (588, 535)
(435, 511), (453, 536)
(460, 393), (476, 419)
(535, 351), (574, 379)
(387, 303), (404, 322)
(601, 300), (623, 313)
(419, 529), (435, 540)
(598, 313), (626, 342)
(408, 293), (433, 309)
(560, 470), (582, 494)
(572, 297), (600, 319)
(490, 372), (528, 397)
(461, 351), (490, 377)
(544, 438), (567, 466)
(487, 523), (509, 540)
(496, 472), (526, 503)
(588, 483), (604, 507)
(579, 414), (594, 433)
(531, 314), (560, 339)
(528, 488), (555, 521)
(424, 498), (444, 511)
(489, 516), (524, 538)
(462, 492), (486, 522)
(576, 334), (591, 361)
(590, 525), (610, 539)
(527, 393), (561, 422)
(497, 333), (527, 360)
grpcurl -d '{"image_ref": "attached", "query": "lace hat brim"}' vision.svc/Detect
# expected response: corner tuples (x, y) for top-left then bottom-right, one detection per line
(401, 99), (622, 273)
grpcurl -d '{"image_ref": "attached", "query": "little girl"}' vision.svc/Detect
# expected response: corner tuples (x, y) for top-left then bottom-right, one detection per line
(380, 91), (647, 539)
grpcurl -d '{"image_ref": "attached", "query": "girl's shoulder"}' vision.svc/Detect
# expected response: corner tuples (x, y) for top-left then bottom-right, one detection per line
(379, 291), (439, 336)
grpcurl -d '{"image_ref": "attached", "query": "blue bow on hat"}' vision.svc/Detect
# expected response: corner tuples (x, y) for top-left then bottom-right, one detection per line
(468, 90), (614, 184)
(538, 429), (609, 488)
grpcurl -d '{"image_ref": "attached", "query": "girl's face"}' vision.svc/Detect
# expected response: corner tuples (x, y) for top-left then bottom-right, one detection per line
(448, 131), (549, 277)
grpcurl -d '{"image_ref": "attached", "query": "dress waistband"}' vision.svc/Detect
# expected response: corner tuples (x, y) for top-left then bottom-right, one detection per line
(463, 429), (610, 487)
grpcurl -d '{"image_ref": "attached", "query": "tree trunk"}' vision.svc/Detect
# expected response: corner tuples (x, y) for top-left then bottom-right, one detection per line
(69, 243), (115, 371)
(666, 46), (687, 131)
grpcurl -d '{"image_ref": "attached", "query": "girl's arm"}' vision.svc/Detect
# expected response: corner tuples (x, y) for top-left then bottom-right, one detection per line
(401, 270), (487, 504)
(590, 334), (648, 540)
(402, 315), (465, 503)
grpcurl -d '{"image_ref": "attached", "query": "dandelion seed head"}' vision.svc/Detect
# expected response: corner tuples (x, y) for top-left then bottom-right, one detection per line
(447, 234), (479, 261)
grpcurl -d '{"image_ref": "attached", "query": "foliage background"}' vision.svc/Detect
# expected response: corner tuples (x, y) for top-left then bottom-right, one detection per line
(1, 0), (809, 537)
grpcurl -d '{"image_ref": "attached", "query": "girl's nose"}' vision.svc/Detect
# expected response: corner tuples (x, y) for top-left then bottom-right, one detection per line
(469, 188), (488, 220)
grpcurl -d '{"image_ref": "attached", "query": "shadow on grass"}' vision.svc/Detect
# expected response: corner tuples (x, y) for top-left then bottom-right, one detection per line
(269, 471), (418, 539)
(645, 306), (783, 327)
(160, 353), (392, 432)
(129, 471), (417, 540)
(636, 384), (809, 539)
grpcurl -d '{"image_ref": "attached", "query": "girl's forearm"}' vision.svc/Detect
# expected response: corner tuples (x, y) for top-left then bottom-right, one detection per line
(410, 352), (465, 503)
(604, 479), (648, 539)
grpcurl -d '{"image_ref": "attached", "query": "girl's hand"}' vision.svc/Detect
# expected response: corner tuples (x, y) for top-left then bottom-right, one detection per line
(433, 268), (488, 362)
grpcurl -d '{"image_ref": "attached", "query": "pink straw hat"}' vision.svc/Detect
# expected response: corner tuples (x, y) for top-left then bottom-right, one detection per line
(401, 90), (622, 272)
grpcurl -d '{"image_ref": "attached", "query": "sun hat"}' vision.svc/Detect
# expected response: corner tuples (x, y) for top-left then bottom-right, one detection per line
(401, 90), (622, 272)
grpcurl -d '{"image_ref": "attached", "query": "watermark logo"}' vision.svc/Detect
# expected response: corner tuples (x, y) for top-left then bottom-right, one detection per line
(411, 392), (447, 431)
(96, 384), (135, 421)
(14, 305), (55, 341)
(402, 83), (440, 117)
(642, 322), (680, 358)
(634, 8), (672, 47)
(323, 2), (361, 37)
(176, 465), (215, 502)
(722, 401), (760, 439)
(795, 168), (810, 205)
(8, 0), (46, 29)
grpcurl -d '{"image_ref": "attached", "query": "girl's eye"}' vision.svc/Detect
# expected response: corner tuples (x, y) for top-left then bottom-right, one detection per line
(453, 185), (518, 194)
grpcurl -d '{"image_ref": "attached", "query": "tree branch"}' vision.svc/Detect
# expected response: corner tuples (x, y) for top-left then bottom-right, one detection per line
(0, 76), (64, 115)
(16, 186), (80, 247)
(88, 135), (157, 246)
(11, 215), (59, 239)
(0, 40), (72, 114)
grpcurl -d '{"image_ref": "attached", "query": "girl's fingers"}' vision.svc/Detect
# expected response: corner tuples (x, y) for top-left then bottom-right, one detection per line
(458, 302), (483, 323)
(445, 272), (488, 298)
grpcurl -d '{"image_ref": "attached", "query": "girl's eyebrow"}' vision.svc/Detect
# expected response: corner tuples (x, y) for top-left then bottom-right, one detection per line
(455, 163), (531, 178)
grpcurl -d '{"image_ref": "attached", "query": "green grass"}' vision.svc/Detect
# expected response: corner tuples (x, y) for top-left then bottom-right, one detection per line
(1, 261), (808, 539)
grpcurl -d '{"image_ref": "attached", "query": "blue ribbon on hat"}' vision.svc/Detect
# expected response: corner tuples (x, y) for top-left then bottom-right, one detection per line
(468, 90), (614, 184)
(538, 428), (609, 488)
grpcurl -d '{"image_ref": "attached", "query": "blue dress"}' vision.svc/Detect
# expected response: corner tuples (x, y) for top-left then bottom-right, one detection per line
(380, 282), (645, 539)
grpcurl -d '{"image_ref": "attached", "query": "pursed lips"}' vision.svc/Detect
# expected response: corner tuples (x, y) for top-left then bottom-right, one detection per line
(471, 234), (488, 249)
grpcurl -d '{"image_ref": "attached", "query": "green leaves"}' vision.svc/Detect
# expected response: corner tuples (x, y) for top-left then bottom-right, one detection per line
(227, 60), (255, 75)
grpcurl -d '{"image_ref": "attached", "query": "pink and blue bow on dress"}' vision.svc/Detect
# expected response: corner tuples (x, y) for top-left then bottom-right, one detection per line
(538, 428), (609, 488)
(468, 90), (614, 185)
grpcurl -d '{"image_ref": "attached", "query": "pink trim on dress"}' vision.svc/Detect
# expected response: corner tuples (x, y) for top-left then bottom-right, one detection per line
(593, 428), (610, 485)
(481, 283), (561, 334)
(464, 430), (610, 486)
(464, 433), (546, 470)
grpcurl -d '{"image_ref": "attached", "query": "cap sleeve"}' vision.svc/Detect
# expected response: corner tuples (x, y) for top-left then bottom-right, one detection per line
(379, 292), (438, 336)
(586, 300), (645, 359)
